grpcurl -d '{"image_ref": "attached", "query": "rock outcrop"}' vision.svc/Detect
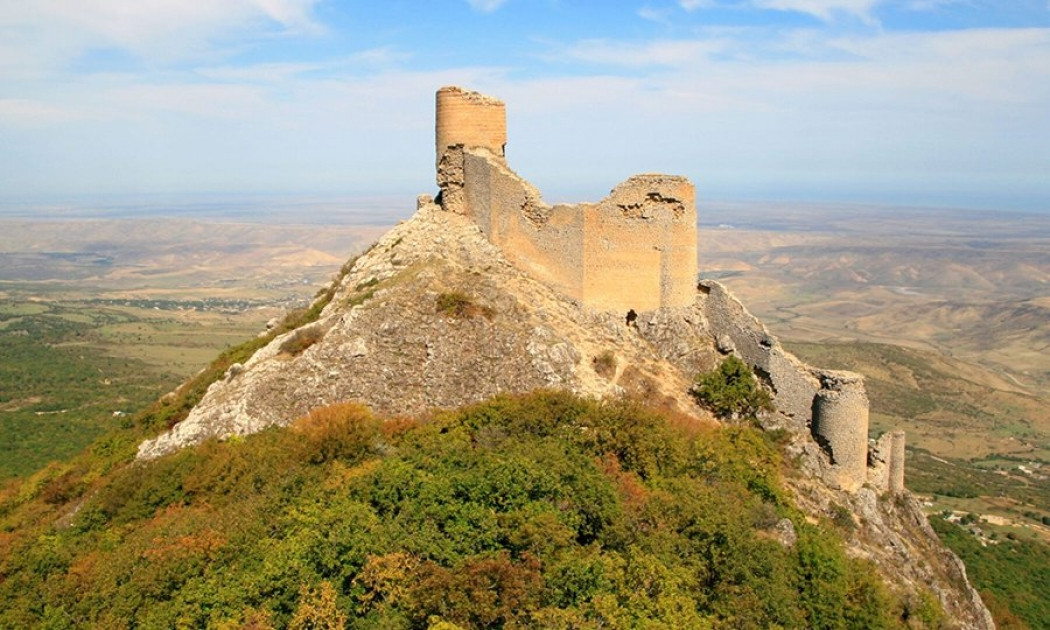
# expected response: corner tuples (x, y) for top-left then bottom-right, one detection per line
(136, 86), (994, 629)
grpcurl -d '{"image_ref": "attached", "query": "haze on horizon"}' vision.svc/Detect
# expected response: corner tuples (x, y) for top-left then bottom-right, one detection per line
(1, 0), (1048, 213)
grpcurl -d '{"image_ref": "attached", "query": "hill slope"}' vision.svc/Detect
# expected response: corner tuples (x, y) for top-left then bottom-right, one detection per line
(0, 393), (945, 628)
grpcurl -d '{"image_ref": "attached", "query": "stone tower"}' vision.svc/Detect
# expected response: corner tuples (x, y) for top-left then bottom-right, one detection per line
(811, 371), (870, 492)
(436, 86), (507, 165)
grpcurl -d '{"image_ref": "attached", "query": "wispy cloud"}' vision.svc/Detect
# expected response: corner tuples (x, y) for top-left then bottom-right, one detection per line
(679, 0), (718, 10)
(752, 0), (880, 22)
(679, 0), (882, 22)
(466, 0), (509, 12)
(0, 0), (323, 76)
(639, 6), (673, 25)
(564, 38), (729, 67)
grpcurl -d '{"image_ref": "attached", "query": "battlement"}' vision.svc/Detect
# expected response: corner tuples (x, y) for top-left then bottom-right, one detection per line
(434, 86), (698, 313)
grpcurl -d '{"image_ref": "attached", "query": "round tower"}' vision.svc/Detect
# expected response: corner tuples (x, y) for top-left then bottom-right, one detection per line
(435, 86), (507, 165)
(811, 371), (870, 492)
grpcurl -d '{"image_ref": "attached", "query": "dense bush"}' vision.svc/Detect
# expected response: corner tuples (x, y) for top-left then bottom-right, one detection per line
(0, 391), (917, 628)
(692, 355), (773, 420)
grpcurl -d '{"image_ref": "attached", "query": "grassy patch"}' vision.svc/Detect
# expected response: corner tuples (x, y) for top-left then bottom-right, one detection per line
(592, 350), (617, 378)
(436, 291), (494, 319)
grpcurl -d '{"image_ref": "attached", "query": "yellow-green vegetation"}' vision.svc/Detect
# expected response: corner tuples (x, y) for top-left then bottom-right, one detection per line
(435, 292), (493, 319)
(0, 301), (187, 479)
(0, 254), (356, 480)
(691, 355), (773, 420)
(0, 391), (928, 629)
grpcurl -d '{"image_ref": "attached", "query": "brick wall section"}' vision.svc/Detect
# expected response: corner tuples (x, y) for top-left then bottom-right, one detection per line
(698, 280), (820, 426)
(582, 175), (697, 312)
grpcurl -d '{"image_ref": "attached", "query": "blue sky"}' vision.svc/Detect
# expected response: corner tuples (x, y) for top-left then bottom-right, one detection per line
(1, 0), (1048, 212)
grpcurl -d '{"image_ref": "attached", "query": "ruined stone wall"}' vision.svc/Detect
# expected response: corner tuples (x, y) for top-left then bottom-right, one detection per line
(889, 430), (906, 493)
(582, 175), (697, 313)
(436, 86), (506, 165)
(698, 280), (875, 492)
(698, 280), (820, 427)
(461, 150), (585, 302)
(453, 150), (697, 313)
(435, 86), (697, 314)
(869, 430), (907, 494)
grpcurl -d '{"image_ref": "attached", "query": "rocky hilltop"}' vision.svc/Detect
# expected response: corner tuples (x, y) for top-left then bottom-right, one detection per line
(137, 87), (994, 628)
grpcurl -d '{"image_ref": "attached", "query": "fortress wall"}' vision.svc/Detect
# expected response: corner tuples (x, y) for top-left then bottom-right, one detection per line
(698, 280), (820, 425)
(462, 150), (585, 300)
(581, 175), (697, 313)
(436, 86), (506, 165)
(455, 149), (697, 313)
(434, 86), (698, 314)
(700, 280), (879, 493)
(868, 429), (907, 493)
(811, 371), (870, 492)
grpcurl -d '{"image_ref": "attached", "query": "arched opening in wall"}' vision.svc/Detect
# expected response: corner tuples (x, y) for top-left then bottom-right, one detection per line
(625, 309), (638, 327)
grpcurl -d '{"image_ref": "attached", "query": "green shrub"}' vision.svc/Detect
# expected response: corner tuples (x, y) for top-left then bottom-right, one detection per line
(691, 355), (773, 420)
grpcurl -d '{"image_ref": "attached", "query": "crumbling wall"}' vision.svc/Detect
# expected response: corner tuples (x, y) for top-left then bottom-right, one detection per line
(582, 175), (697, 313)
(460, 150), (585, 302)
(698, 280), (878, 492)
(869, 430), (907, 494)
(698, 280), (820, 427)
(435, 86), (697, 313)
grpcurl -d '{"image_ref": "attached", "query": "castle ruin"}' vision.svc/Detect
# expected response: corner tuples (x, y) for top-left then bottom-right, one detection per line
(429, 86), (902, 495)
(433, 86), (697, 314)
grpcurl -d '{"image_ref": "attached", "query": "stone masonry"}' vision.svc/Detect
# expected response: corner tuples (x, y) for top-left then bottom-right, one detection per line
(434, 86), (697, 314)
(698, 279), (898, 493)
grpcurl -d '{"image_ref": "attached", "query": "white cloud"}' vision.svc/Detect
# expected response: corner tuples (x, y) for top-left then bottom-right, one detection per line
(901, 0), (965, 9)
(565, 38), (729, 67)
(0, 0), (322, 76)
(638, 6), (673, 24)
(466, 0), (509, 12)
(677, 0), (886, 22)
(679, 0), (718, 9)
(751, 0), (881, 22)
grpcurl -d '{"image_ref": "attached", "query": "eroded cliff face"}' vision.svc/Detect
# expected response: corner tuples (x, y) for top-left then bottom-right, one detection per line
(134, 198), (994, 629)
